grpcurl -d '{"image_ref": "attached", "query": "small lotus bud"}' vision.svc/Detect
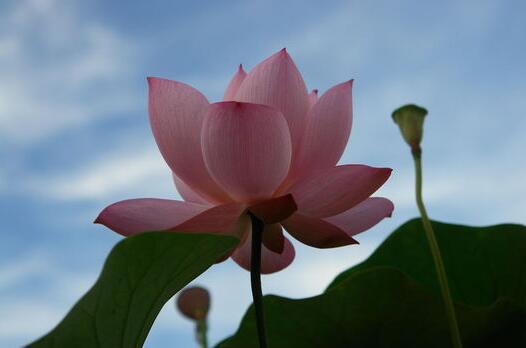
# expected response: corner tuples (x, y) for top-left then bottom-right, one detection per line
(176, 286), (210, 321)
(392, 104), (428, 154)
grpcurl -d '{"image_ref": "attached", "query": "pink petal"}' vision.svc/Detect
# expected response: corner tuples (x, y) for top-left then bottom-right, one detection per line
(148, 77), (230, 203)
(172, 173), (210, 205)
(201, 101), (292, 203)
(262, 223), (285, 253)
(248, 194), (297, 224)
(174, 202), (246, 235)
(231, 226), (295, 274)
(282, 213), (358, 248)
(308, 89), (318, 108)
(234, 49), (309, 153)
(223, 64), (247, 101)
(283, 197), (393, 248)
(325, 197), (394, 236)
(95, 198), (208, 236)
(290, 81), (353, 180)
(288, 165), (392, 218)
(96, 199), (246, 237)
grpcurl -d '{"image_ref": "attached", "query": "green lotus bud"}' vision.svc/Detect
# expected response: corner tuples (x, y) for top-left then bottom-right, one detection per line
(392, 104), (428, 155)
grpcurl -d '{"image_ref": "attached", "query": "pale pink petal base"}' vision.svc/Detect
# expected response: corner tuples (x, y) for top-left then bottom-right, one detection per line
(231, 227), (295, 274)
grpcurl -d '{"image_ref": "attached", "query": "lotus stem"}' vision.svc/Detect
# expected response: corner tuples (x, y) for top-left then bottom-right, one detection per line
(196, 319), (208, 348)
(413, 149), (462, 348)
(249, 212), (268, 348)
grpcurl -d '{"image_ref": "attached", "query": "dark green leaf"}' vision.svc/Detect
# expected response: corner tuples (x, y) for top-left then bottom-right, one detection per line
(28, 232), (238, 348)
(218, 267), (525, 348)
(328, 219), (526, 307)
(218, 219), (526, 347)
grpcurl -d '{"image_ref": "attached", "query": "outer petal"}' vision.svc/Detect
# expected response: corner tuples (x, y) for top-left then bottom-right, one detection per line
(234, 49), (309, 153)
(96, 199), (245, 237)
(231, 227), (295, 274)
(262, 223), (285, 253)
(148, 77), (229, 203)
(283, 197), (393, 248)
(288, 165), (392, 218)
(291, 81), (353, 180)
(308, 89), (318, 108)
(282, 213), (358, 248)
(325, 197), (394, 236)
(248, 194), (297, 224)
(172, 173), (210, 205)
(94, 198), (208, 236)
(174, 202), (246, 235)
(223, 64), (247, 101)
(202, 102), (292, 203)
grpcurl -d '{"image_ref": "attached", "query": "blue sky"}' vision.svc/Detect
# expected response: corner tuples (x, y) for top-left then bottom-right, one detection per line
(1, 0), (525, 346)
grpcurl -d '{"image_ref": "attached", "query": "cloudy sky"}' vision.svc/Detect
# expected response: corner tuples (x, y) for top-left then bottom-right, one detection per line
(1, 0), (525, 346)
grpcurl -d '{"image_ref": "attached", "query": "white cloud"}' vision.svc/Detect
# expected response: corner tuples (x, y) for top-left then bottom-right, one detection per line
(0, 252), (52, 290)
(0, 0), (140, 145)
(0, 250), (98, 345)
(0, 301), (65, 339)
(26, 147), (177, 201)
(2, 1), (525, 346)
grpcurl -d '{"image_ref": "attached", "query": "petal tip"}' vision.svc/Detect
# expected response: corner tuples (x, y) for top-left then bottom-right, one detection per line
(146, 76), (155, 86)
(378, 167), (393, 177)
(275, 47), (291, 60)
(146, 76), (164, 85)
(337, 79), (354, 90)
(93, 208), (108, 225)
(386, 200), (395, 217)
(147, 76), (171, 89)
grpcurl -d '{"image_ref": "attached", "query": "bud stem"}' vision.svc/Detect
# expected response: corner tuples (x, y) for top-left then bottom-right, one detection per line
(249, 212), (268, 348)
(196, 319), (208, 348)
(413, 152), (462, 348)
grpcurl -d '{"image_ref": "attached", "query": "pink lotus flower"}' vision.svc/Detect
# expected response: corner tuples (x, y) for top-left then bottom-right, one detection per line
(95, 49), (393, 274)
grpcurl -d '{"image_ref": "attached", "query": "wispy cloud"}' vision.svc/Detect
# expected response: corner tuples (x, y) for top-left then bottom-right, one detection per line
(26, 148), (174, 201)
(1, 0), (525, 347)
(0, 250), (97, 344)
(0, 0), (140, 145)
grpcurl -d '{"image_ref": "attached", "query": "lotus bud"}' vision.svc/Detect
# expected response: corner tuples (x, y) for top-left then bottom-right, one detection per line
(176, 286), (210, 321)
(392, 104), (428, 156)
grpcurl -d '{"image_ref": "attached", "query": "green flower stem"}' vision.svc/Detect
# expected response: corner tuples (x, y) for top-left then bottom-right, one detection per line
(249, 212), (268, 348)
(196, 319), (208, 348)
(413, 150), (462, 348)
